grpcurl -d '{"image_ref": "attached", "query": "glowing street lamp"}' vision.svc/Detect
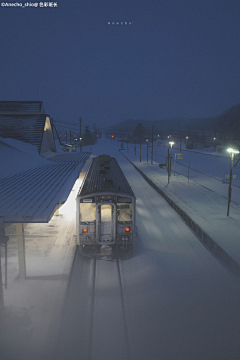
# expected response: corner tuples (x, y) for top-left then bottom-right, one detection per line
(167, 141), (175, 182)
(169, 141), (174, 155)
(226, 148), (239, 216)
(79, 137), (82, 152)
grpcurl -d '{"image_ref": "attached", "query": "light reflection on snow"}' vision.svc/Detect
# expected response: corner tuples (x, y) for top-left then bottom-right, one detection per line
(137, 207), (151, 218)
(58, 178), (82, 220)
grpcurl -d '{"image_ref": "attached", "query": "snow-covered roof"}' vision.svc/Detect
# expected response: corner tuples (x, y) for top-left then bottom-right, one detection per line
(0, 114), (55, 154)
(78, 155), (135, 198)
(0, 151), (91, 223)
(0, 101), (44, 114)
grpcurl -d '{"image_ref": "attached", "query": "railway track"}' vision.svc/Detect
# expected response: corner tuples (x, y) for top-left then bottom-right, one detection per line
(54, 251), (132, 360)
(87, 255), (131, 360)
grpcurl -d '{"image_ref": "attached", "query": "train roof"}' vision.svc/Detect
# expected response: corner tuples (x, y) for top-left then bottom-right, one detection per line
(78, 155), (135, 198)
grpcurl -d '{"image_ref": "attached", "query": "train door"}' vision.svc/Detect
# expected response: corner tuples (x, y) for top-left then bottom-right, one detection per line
(97, 204), (116, 242)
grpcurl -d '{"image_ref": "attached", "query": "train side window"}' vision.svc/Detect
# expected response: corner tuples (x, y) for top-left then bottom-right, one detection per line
(117, 203), (132, 221)
(80, 203), (96, 222)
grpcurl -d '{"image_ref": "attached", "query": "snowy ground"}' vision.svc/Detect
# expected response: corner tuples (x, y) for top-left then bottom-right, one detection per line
(1, 136), (240, 360)
(118, 141), (240, 265)
(54, 139), (240, 360)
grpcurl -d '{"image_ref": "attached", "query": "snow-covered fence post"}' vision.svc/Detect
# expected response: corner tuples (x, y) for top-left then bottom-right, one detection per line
(188, 161), (190, 183)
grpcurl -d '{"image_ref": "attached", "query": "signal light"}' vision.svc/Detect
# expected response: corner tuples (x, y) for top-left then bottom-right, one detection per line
(125, 227), (130, 232)
(82, 228), (88, 233)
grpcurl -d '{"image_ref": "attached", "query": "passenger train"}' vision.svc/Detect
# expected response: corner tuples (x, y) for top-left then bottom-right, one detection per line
(76, 155), (136, 255)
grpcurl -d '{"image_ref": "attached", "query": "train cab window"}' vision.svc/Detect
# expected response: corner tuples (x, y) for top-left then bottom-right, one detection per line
(80, 203), (96, 222)
(100, 204), (112, 222)
(117, 203), (132, 221)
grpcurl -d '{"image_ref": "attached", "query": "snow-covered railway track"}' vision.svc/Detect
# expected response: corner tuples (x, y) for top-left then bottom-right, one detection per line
(53, 253), (132, 360)
(87, 256), (131, 360)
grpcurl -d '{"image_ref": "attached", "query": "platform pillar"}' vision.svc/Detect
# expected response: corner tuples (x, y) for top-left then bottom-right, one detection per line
(16, 223), (26, 279)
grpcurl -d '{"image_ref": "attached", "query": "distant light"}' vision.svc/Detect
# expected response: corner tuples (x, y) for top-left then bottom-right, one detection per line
(227, 148), (239, 154)
(82, 228), (88, 233)
(97, 135), (98, 137)
(169, 141), (174, 146)
(112, 135), (114, 138)
(186, 136), (188, 139)
(125, 227), (130, 232)
(213, 137), (216, 140)
(146, 139), (148, 142)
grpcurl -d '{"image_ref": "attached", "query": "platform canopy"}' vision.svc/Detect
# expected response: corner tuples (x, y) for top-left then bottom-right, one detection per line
(0, 152), (91, 223)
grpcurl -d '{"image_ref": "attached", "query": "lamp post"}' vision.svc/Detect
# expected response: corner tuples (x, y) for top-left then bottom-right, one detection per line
(226, 148), (239, 216)
(134, 138), (137, 156)
(146, 139), (149, 162)
(169, 141), (174, 177)
(140, 138), (142, 162)
(79, 137), (82, 152)
(213, 137), (216, 152)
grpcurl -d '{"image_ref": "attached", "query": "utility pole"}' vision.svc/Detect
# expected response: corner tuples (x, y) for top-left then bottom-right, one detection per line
(214, 128), (217, 152)
(79, 117), (82, 152)
(140, 138), (142, 162)
(168, 148), (170, 184)
(146, 140), (148, 162)
(151, 126), (153, 164)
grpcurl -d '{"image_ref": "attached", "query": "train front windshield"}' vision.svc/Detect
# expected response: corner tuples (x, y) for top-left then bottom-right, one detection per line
(117, 196), (133, 222)
(117, 203), (132, 222)
(80, 201), (96, 222)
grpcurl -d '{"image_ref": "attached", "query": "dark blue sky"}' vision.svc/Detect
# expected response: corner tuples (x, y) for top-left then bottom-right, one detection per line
(0, 0), (239, 129)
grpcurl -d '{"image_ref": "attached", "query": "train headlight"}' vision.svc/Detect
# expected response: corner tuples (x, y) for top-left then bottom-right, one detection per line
(125, 227), (130, 232)
(82, 228), (88, 233)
